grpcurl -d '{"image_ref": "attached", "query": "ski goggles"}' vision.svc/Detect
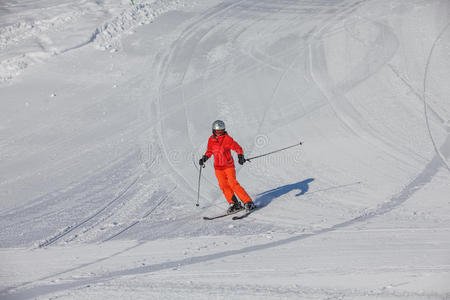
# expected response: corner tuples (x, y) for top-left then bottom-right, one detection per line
(213, 129), (225, 135)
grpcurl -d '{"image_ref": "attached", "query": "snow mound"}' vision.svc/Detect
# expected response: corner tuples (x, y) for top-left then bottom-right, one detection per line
(93, 0), (186, 51)
(0, 0), (185, 83)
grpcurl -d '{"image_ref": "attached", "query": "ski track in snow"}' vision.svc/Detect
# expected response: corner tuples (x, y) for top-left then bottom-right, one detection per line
(37, 162), (150, 248)
(422, 20), (450, 174)
(102, 186), (177, 242)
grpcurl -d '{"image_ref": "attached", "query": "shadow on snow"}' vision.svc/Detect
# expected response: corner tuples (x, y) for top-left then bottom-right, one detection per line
(254, 178), (315, 208)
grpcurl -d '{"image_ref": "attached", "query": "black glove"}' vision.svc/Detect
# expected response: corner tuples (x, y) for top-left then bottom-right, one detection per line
(238, 154), (246, 165)
(199, 155), (208, 166)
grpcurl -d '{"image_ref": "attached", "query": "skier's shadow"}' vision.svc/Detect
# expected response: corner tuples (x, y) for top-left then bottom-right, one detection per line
(254, 178), (314, 208)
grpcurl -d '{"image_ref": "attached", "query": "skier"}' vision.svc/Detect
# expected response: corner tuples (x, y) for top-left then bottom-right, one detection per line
(199, 120), (255, 213)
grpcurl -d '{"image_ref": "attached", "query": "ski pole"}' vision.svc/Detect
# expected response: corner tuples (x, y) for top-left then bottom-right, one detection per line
(196, 164), (205, 207)
(245, 141), (303, 162)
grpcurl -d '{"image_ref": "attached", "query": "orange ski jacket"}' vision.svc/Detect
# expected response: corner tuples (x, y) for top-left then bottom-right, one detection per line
(204, 132), (243, 170)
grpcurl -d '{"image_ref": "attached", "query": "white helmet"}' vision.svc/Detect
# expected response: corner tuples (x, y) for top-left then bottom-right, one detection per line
(212, 120), (226, 131)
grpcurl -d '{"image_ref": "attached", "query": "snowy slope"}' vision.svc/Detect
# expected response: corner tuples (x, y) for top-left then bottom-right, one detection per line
(1, 0), (450, 299)
(0, 0), (187, 83)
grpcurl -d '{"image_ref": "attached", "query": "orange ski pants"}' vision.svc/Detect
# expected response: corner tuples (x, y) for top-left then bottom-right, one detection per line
(215, 167), (252, 204)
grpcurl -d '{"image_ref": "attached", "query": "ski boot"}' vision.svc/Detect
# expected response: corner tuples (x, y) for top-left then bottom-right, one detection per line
(244, 201), (256, 211)
(227, 195), (244, 214)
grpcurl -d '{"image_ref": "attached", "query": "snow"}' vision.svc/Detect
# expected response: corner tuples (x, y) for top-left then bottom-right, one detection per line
(0, 0), (187, 82)
(1, 0), (450, 299)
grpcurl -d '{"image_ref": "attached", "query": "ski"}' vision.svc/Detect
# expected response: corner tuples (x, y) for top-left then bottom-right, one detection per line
(232, 207), (257, 220)
(203, 208), (244, 220)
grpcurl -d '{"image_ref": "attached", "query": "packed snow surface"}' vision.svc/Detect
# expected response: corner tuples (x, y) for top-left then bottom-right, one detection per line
(1, 0), (449, 299)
